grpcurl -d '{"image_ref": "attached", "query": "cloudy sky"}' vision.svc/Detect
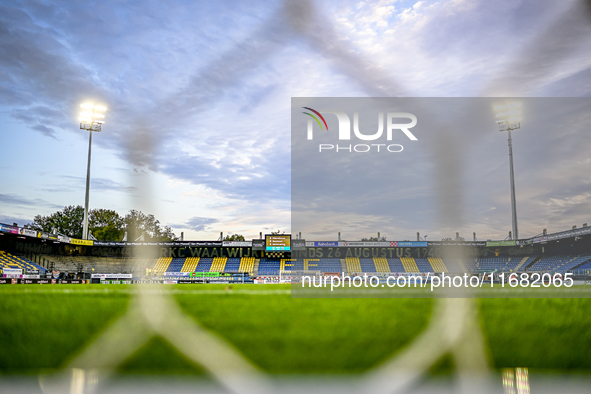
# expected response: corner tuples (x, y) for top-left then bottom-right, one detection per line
(292, 98), (591, 241)
(0, 0), (590, 241)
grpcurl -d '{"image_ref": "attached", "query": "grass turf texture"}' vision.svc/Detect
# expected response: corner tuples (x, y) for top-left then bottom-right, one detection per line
(0, 284), (590, 375)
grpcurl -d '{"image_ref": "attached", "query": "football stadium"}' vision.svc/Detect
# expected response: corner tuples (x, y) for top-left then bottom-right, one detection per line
(2, 225), (591, 284)
(1, 224), (591, 393)
(2, 0), (591, 393)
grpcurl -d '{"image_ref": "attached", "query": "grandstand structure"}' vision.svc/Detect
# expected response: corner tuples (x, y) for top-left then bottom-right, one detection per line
(152, 257), (255, 275)
(1, 222), (591, 281)
(0, 252), (590, 279)
(2, 251), (591, 280)
(0, 250), (45, 273)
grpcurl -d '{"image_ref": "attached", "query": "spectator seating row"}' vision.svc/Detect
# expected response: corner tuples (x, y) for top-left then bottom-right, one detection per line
(576, 259), (591, 271)
(463, 256), (535, 272)
(153, 257), (254, 274)
(272, 257), (451, 274)
(527, 254), (591, 272)
(9, 252), (589, 277)
(0, 251), (46, 273)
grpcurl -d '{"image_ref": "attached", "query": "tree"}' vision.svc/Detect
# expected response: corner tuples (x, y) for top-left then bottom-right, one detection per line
(223, 234), (245, 241)
(26, 205), (84, 238)
(270, 230), (285, 235)
(89, 209), (124, 241)
(26, 207), (176, 242)
(124, 209), (176, 242)
(360, 236), (387, 241)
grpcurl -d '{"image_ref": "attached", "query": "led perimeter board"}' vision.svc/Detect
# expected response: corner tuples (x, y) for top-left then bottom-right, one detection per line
(265, 234), (291, 251)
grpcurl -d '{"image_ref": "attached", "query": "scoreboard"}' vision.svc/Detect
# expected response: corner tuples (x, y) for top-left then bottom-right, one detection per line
(265, 234), (291, 251)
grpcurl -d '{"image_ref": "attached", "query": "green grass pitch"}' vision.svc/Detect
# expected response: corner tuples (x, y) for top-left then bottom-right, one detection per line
(0, 284), (590, 375)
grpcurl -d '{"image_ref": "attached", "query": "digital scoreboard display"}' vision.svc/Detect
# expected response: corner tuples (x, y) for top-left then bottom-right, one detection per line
(265, 234), (291, 251)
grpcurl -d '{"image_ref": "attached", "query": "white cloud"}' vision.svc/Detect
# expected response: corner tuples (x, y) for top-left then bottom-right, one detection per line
(1, 0), (590, 241)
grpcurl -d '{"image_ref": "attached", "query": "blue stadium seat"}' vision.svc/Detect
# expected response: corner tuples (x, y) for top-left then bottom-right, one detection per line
(0, 251), (46, 273)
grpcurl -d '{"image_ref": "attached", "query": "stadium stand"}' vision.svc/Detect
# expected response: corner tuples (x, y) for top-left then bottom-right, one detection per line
(2, 222), (590, 281)
(302, 258), (318, 271)
(0, 251), (46, 273)
(142, 254), (591, 276)
(414, 258), (433, 273)
(400, 257), (420, 273)
(345, 257), (362, 273)
(224, 258), (241, 272)
(258, 258), (280, 275)
(359, 258), (376, 272)
(210, 257), (227, 272)
(238, 257), (255, 275)
(32, 253), (585, 278)
(557, 255), (591, 272)
(576, 259), (591, 271)
(166, 258), (185, 272)
(443, 259), (468, 273)
(527, 254), (591, 272)
(181, 257), (199, 272)
(293, 259), (306, 271)
(428, 257), (448, 273)
(195, 258), (213, 272)
(280, 258), (295, 272)
(36, 255), (148, 275)
(153, 257), (172, 273)
(387, 258), (405, 272)
(462, 256), (535, 272)
(316, 258), (340, 272)
(512, 256), (535, 271)
(274, 258), (314, 272)
(373, 257), (390, 272)
(139, 256), (257, 274)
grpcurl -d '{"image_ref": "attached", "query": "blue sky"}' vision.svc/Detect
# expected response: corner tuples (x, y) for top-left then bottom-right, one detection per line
(1, 0), (590, 241)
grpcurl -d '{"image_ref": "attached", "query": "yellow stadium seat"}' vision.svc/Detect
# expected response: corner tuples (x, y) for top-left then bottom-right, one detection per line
(238, 257), (255, 275)
(181, 257), (200, 272)
(400, 257), (419, 273)
(345, 257), (361, 273)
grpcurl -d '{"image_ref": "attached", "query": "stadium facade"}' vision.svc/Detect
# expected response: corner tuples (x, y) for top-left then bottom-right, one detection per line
(1, 222), (590, 283)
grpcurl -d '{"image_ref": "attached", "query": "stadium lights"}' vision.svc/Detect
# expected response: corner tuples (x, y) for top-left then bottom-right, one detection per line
(495, 102), (522, 128)
(79, 103), (107, 240)
(494, 101), (521, 240)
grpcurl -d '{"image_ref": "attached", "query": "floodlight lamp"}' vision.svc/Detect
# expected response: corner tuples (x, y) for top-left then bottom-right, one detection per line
(81, 103), (94, 109)
(494, 101), (523, 129)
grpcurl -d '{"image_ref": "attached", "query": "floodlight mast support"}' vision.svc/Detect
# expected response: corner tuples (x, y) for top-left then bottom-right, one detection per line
(495, 102), (521, 241)
(507, 129), (518, 240)
(83, 128), (93, 240)
(79, 104), (106, 240)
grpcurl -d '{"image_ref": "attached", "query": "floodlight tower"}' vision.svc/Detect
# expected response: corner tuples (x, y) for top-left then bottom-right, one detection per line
(79, 103), (106, 240)
(494, 102), (522, 240)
